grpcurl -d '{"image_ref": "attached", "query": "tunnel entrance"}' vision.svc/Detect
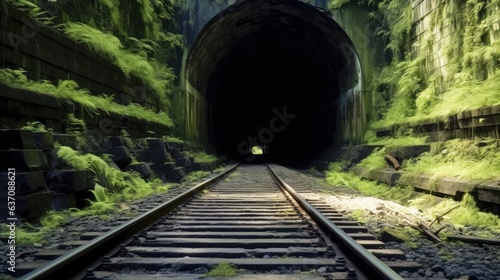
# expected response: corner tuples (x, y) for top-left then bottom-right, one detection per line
(185, 0), (362, 167)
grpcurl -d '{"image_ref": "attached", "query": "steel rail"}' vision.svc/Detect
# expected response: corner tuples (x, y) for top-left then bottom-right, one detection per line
(20, 164), (239, 280)
(266, 164), (403, 280)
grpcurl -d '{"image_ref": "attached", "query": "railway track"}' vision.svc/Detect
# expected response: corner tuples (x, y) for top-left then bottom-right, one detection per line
(20, 164), (421, 279)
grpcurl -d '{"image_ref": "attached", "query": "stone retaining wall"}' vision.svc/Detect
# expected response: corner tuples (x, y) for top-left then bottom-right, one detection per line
(0, 1), (160, 110)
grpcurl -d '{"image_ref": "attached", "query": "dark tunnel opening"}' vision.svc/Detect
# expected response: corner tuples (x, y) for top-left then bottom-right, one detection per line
(185, 0), (362, 167)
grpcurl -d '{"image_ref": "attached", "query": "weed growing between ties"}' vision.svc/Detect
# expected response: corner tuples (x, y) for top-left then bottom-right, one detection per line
(206, 261), (239, 277)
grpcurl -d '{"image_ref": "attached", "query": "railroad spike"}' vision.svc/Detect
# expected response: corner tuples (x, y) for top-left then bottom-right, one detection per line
(346, 269), (358, 279)
(81, 269), (96, 280)
(335, 256), (347, 271)
(118, 244), (128, 257)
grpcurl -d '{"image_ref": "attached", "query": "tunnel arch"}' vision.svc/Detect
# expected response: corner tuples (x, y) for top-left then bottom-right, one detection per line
(184, 0), (364, 167)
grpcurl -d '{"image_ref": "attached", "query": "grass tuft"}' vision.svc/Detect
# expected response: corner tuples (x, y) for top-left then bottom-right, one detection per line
(206, 261), (239, 277)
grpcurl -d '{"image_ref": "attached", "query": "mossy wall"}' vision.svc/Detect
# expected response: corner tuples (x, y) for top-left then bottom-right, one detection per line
(0, 0), (181, 135)
(330, 0), (500, 133)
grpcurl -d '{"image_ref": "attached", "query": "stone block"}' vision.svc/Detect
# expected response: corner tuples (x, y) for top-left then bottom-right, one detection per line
(74, 189), (94, 208)
(165, 141), (184, 159)
(146, 138), (167, 151)
(477, 186), (500, 204)
(437, 177), (476, 196)
(0, 150), (48, 171)
(175, 157), (191, 167)
(49, 183), (72, 193)
(19, 191), (53, 220)
(190, 162), (203, 172)
(46, 170), (94, 192)
(167, 146), (184, 159)
(107, 136), (125, 148)
(138, 139), (172, 163)
(351, 167), (401, 186)
(32, 131), (55, 150)
(52, 192), (78, 210)
(182, 164), (193, 174)
(373, 170), (401, 186)
(0, 129), (35, 149)
(126, 163), (153, 179)
(388, 145), (430, 164)
(108, 146), (133, 168)
(0, 171), (46, 195)
(404, 175), (475, 197)
(52, 134), (78, 149)
(150, 163), (184, 182)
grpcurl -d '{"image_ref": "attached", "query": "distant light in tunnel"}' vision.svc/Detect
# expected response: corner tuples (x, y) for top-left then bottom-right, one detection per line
(251, 146), (264, 155)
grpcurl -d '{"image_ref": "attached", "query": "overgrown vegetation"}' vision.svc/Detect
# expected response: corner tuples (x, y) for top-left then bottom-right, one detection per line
(57, 146), (155, 197)
(181, 141), (219, 163)
(330, 0), (500, 130)
(182, 171), (210, 182)
(5, 0), (182, 121)
(401, 138), (500, 186)
(327, 162), (416, 203)
(357, 147), (387, 170)
(7, 144), (175, 245)
(62, 22), (177, 109)
(206, 261), (239, 277)
(325, 162), (500, 234)
(21, 121), (52, 132)
(0, 68), (173, 127)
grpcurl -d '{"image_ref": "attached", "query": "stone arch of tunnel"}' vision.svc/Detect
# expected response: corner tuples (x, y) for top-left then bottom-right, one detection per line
(184, 0), (365, 167)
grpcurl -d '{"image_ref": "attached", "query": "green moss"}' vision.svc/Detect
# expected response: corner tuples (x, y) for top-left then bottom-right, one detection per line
(335, 0), (500, 130)
(357, 147), (387, 170)
(57, 146), (154, 196)
(326, 166), (415, 204)
(40, 211), (68, 229)
(349, 209), (366, 223)
(0, 68), (173, 127)
(328, 0), (352, 9)
(364, 133), (429, 147)
(182, 171), (210, 182)
(325, 161), (500, 236)
(9, 0), (54, 24)
(206, 261), (239, 277)
(62, 23), (175, 110)
(21, 121), (51, 132)
(438, 248), (454, 261)
(401, 138), (500, 185)
(378, 226), (414, 242)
